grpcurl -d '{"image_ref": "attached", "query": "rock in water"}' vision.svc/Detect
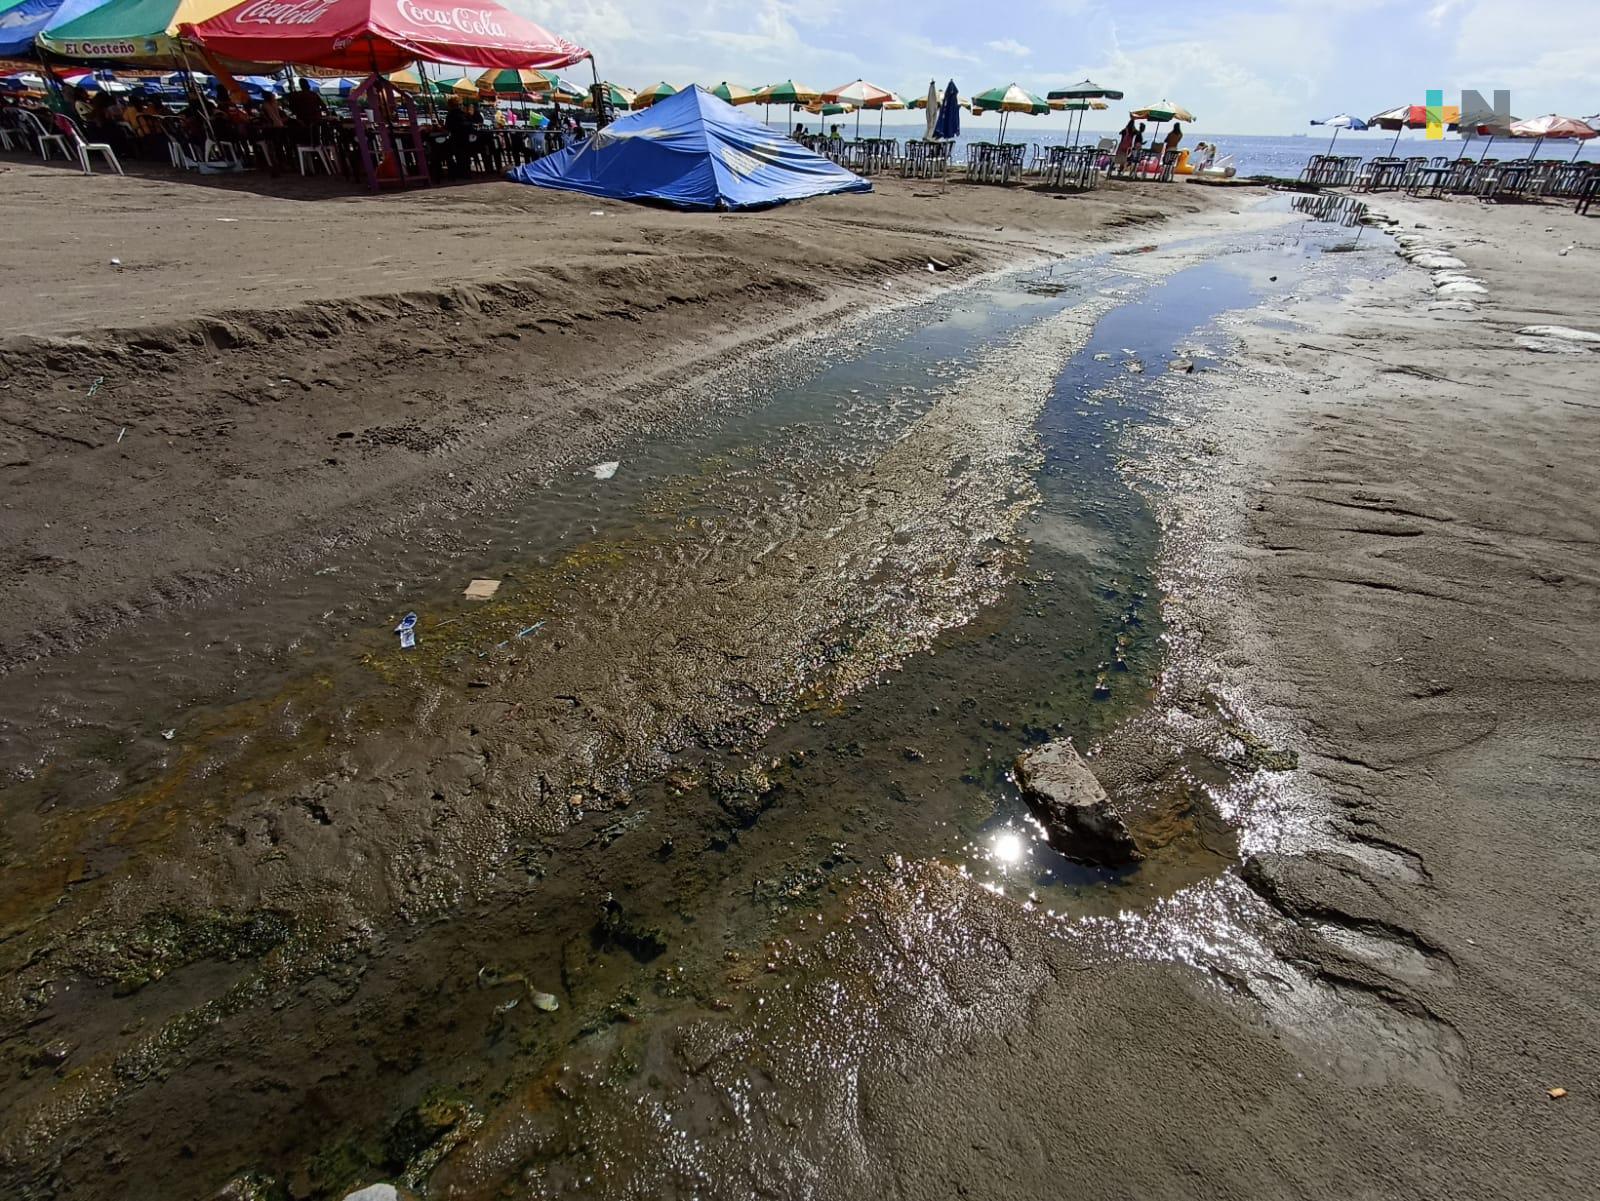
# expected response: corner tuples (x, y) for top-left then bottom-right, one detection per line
(1014, 741), (1143, 866)
(343, 1186), (409, 1201)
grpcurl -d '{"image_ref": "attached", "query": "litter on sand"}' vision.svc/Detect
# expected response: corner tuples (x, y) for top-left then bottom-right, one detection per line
(1548, 1087), (1568, 1100)
(479, 620), (545, 658)
(395, 611), (418, 649)
(591, 461), (620, 480)
(464, 579), (501, 600)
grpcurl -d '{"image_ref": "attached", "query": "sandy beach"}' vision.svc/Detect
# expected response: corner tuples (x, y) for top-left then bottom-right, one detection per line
(0, 161), (1228, 668)
(1, 152), (1597, 1201)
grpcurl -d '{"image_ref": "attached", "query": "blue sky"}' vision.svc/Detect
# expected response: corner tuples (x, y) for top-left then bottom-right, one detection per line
(513, 0), (1599, 134)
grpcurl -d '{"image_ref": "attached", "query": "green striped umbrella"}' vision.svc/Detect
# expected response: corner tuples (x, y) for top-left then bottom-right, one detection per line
(972, 84), (1050, 141)
(755, 80), (821, 106)
(707, 82), (758, 105)
(631, 81), (678, 109)
(592, 82), (636, 109)
(432, 76), (480, 98)
(476, 69), (549, 96)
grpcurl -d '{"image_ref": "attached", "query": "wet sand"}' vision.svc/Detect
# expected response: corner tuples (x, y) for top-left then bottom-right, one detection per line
(0, 161), (1234, 669)
(2, 154), (1597, 1200)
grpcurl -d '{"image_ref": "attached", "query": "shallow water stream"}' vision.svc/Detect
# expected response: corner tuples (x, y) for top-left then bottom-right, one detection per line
(0, 197), (1391, 1198)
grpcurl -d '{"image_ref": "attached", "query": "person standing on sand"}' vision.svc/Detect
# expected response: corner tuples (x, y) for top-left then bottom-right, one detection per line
(1114, 118), (1138, 170)
(444, 96), (472, 179)
(1164, 122), (1184, 155)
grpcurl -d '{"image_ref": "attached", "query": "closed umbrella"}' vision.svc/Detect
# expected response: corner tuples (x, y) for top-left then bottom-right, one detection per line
(933, 79), (961, 141)
(1309, 112), (1367, 154)
(923, 79), (938, 141)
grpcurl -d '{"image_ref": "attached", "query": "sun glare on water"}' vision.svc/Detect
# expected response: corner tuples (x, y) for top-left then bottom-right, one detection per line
(992, 829), (1025, 866)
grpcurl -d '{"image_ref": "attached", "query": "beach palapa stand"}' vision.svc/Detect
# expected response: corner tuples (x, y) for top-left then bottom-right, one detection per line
(182, 0), (594, 190)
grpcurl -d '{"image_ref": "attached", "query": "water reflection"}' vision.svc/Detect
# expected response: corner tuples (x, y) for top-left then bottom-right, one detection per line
(1289, 190), (1370, 228)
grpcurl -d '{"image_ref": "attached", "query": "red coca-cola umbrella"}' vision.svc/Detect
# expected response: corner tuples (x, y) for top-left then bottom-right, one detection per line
(184, 0), (588, 72)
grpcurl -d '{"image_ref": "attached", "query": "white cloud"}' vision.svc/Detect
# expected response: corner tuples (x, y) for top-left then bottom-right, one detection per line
(493, 0), (1600, 135)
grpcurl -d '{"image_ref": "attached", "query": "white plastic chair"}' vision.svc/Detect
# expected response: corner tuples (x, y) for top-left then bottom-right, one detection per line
(296, 143), (336, 175)
(202, 139), (243, 170)
(54, 114), (121, 174)
(17, 110), (67, 161)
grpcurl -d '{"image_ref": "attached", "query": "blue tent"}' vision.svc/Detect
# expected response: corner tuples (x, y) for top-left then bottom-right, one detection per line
(0, 0), (100, 57)
(508, 86), (871, 212)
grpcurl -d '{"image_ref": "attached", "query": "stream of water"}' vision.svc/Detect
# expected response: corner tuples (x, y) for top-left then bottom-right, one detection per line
(0, 195), (1393, 1199)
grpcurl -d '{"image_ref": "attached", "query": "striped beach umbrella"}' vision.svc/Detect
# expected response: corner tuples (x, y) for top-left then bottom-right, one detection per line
(754, 79), (821, 128)
(385, 67), (426, 93)
(1509, 113), (1597, 159)
(476, 68), (548, 95)
(590, 82), (636, 109)
(631, 81), (678, 108)
(973, 84), (1049, 141)
(1309, 112), (1367, 153)
(1129, 98), (1195, 149)
(825, 79), (897, 108)
(825, 78), (897, 137)
(1368, 102), (1459, 154)
(755, 80), (821, 106)
(432, 75), (481, 98)
(707, 81), (757, 105)
(1130, 99), (1195, 123)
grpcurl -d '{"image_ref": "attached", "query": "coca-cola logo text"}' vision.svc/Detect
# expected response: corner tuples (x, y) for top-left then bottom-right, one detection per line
(395, 0), (506, 37)
(234, 0), (338, 25)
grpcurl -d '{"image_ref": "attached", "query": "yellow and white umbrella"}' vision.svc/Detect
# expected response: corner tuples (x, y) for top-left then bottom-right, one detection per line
(707, 82), (757, 105)
(632, 81), (678, 109)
